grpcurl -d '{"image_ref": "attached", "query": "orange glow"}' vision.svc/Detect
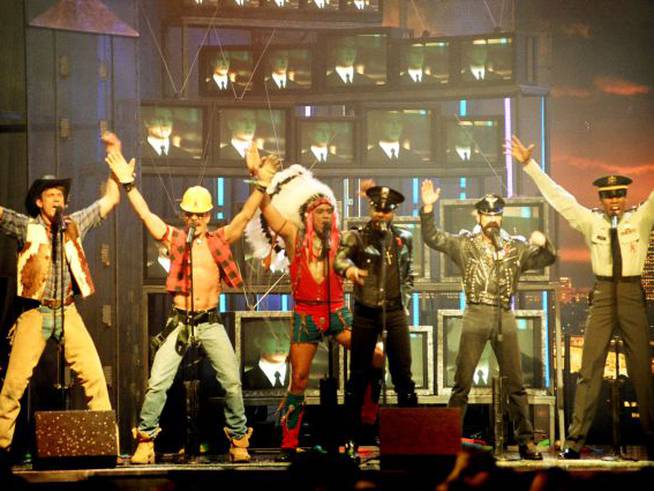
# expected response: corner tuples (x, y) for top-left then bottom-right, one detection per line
(559, 247), (591, 263)
(552, 85), (593, 98)
(552, 154), (654, 176)
(594, 76), (651, 96)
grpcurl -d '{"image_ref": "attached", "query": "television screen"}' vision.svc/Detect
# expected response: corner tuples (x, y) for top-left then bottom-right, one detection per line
(261, 0), (301, 8)
(343, 0), (380, 12)
(438, 309), (546, 391)
(399, 40), (449, 87)
(364, 108), (433, 167)
(460, 36), (513, 83)
(140, 104), (205, 160)
(297, 118), (355, 167)
(443, 117), (502, 167)
(301, 0), (339, 11)
(384, 326), (433, 395)
(342, 215), (430, 282)
(438, 197), (550, 281)
(216, 107), (286, 162)
(200, 47), (255, 97)
(263, 47), (312, 92)
(221, 0), (259, 7)
(235, 311), (343, 398)
(324, 33), (388, 88)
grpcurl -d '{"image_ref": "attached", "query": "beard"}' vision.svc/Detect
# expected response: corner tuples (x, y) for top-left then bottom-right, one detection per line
(482, 222), (500, 238)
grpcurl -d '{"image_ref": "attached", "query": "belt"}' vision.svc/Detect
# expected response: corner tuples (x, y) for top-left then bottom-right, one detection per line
(41, 296), (74, 309)
(173, 307), (220, 325)
(595, 275), (642, 283)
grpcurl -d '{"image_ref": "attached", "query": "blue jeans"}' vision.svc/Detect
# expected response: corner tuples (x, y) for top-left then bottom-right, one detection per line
(138, 320), (247, 438)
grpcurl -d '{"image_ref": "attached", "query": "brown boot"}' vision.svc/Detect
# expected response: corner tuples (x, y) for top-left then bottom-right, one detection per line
(224, 427), (253, 463)
(130, 428), (156, 465)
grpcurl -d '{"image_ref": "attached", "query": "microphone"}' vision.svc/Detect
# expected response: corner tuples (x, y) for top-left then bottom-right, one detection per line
(488, 227), (503, 251)
(611, 215), (618, 229)
(186, 225), (196, 246)
(321, 222), (332, 251)
(54, 206), (66, 232)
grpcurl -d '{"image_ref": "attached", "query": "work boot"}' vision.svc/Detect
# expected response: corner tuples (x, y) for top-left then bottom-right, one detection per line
(224, 427), (253, 463)
(130, 428), (156, 465)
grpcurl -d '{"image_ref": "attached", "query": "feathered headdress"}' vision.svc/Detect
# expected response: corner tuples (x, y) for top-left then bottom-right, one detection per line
(245, 164), (339, 273)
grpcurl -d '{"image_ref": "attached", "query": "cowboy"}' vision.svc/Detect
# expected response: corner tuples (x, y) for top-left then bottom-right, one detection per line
(104, 133), (279, 464)
(0, 136), (121, 456)
(510, 135), (654, 460)
(420, 181), (556, 460)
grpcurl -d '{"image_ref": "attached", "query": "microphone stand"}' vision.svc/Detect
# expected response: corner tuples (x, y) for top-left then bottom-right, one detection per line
(183, 226), (201, 461)
(53, 209), (69, 409)
(490, 229), (508, 460)
(318, 227), (338, 455)
(378, 223), (389, 407)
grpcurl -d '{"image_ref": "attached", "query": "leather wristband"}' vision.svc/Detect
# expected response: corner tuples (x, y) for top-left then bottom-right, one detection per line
(122, 182), (135, 192)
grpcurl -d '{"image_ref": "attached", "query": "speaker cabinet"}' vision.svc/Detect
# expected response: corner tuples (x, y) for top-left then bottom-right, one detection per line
(34, 410), (118, 469)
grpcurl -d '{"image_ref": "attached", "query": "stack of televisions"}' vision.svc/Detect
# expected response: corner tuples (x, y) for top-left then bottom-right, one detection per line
(139, 31), (515, 171)
(178, 0), (383, 18)
(141, 27), (552, 403)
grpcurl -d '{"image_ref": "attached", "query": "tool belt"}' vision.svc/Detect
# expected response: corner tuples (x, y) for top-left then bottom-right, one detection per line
(150, 307), (221, 354)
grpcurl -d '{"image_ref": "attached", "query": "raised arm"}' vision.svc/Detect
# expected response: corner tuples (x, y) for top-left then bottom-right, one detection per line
(97, 174), (120, 219)
(103, 134), (167, 241)
(419, 180), (464, 263)
(222, 144), (280, 244)
(509, 135), (593, 234)
(260, 194), (298, 256)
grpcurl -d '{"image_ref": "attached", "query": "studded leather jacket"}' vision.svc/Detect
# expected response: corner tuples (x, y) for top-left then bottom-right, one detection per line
(334, 221), (414, 310)
(420, 209), (556, 309)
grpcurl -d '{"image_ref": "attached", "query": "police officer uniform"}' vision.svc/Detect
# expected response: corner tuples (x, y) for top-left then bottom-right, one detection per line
(335, 186), (417, 448)
(523, 161), (654, 459)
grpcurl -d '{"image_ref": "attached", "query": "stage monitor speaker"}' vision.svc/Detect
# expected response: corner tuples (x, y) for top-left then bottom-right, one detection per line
(380, 407), (461, 456)
(34, 410), (118, 469)
(379, 407), (461, 479)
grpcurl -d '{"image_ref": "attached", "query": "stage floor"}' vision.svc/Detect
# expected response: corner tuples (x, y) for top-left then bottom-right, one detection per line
(9, 445), (653, 485)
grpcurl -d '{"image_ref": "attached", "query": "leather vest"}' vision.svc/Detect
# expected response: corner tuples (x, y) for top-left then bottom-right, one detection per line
(17, 220), (95, 300)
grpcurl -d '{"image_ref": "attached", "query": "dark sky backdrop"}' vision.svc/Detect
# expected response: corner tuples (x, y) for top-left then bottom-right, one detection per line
(546, 0), (654, 287)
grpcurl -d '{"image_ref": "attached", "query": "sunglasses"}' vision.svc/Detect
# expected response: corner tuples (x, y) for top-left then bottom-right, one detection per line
(184, 212), (208, 219)
(599, 189), (627, 199)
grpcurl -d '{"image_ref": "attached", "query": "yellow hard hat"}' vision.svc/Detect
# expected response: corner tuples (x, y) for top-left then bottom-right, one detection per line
(180, 186), (213, 213)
